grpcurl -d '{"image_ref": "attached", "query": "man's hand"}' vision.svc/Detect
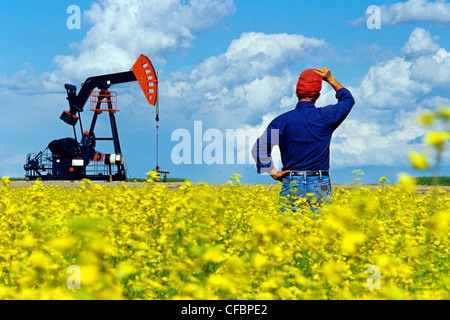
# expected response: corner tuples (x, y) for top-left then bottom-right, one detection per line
(314, 67), (332, 82)
(269, 168), (291, 181)
(314, 68), (344, 92)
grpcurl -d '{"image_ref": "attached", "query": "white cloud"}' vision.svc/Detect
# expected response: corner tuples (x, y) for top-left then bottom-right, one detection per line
(353, 57), (430, 109)
(224, 32), (326, 73)
(402, 27), (441, 57)
(171, 32), (326, 80)
(351, 0), (450, 26)
(0, 0), (236, 95)
(420, 95), (450, 108)
(409, 51), (450, 85)
(0, 64), (63, 94)
(327, 27), (450, 169)
(54, 0), (235, 81)
(330, 115), (427, 168)
(166, 32), (327, 125)
(401, 28), (450, 86)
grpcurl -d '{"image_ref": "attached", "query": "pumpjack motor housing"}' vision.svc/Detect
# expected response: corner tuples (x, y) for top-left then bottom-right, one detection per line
(24, 55), (158, 181)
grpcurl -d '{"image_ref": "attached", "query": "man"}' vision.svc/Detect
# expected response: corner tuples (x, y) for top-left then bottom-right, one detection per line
(252, 68), (355, 212)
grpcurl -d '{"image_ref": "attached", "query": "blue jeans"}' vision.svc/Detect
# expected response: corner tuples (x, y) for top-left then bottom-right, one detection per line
(279, 172), (333, 215)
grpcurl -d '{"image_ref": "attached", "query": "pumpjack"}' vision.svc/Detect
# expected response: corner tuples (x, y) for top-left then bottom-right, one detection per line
(24, 54), (159, 181)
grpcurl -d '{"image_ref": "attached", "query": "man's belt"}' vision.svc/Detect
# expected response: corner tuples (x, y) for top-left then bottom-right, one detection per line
(290, 170), (329, 177)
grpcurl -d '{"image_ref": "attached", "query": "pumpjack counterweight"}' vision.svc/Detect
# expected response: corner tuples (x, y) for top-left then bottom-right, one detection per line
(24, 55), (158, 181)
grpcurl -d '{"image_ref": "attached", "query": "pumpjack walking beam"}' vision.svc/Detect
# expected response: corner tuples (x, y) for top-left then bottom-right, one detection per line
(62, 55), (158, 128)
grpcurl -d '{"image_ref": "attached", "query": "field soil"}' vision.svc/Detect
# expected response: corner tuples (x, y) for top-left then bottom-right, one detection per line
(7, 180), (450, 194)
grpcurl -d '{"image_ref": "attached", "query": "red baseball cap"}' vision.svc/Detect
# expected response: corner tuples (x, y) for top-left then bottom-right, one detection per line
(296, 69), (323, 97)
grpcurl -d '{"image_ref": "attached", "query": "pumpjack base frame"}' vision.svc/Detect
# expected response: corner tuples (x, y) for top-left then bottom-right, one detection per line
(24, 149), (127, 182)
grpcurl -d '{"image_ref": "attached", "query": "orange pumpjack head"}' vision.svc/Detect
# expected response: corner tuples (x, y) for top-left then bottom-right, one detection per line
(132, 54), (158, 106)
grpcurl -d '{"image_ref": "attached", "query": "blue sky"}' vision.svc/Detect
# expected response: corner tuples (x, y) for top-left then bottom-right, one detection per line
(1, 0), (449, 184)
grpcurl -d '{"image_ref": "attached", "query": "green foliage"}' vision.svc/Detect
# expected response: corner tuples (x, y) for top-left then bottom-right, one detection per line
(415, 176), (450, 186)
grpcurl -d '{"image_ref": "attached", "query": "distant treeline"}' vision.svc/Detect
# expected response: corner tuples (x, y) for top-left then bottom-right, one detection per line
(416, 176), (450, 186)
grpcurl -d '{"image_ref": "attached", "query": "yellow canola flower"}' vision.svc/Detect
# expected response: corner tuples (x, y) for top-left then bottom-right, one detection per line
(78, 264), (100, 287)
(1, 177), (11, 187)
(229, 173), (242, 182)
(322, 261), (349, 284)
(428, 210), (450, 236)
(436, 104), (450, 120)
(374, 255), (402, 279)
(17, 235), (39, 248)
(115, 262), (136, 279)
(409, 151), (429, 170)
(252, 253), (270, 271)
(416, 112), (435, 126)
(145, 171), (160, 183)
(47, 237), (76, 253)
(424, 132), (450, 150)
(0, 173), (449, 300)
(202, 247), (225, 263)
(207, 274), (237, 295)
(398, 173), (417, 193)
(341, 231), (366, 255)
(28, 250), (52, 271)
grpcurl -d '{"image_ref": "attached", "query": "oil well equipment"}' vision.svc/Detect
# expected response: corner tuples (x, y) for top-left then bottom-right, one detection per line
(24, 54), (161, 181)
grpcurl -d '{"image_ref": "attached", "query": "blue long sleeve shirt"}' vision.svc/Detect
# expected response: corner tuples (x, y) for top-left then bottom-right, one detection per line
(253, 88), (355, 174)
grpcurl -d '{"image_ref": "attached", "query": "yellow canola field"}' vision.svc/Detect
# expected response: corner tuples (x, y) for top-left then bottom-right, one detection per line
(0, 177), (449, 300)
